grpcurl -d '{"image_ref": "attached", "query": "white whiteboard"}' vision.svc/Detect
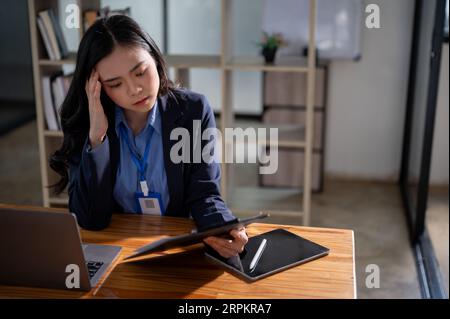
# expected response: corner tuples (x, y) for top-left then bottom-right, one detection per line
(262, 0), (363, 60)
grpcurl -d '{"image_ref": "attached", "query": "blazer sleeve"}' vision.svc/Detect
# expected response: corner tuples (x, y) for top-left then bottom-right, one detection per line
(185, 95), (237, 232)
(68, 136), (114, 230)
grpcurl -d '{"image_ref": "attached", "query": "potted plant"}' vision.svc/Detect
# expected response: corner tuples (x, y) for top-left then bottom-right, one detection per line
(257, 31), (287, 64)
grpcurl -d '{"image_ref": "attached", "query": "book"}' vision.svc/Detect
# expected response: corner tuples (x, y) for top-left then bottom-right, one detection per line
(83, 7), (131, 32)
(83, 10), (98, 33)
(47, 9), (69, 58)
(51, 73), (66, 130)
(42, 76), (59, 131)
(38, 10), (61, 60)
(36, 16), (55, 60)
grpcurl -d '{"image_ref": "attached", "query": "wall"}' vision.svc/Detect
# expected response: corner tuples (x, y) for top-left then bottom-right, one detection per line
(324, 0), (415, 182)
(168, 0), (263, 115)
(430, 43), (449, 185)
(56, 0), (448, 184)
(59, 0), (262, 115)
(324, 0), (448, 185)
(0, 0), (33, 101)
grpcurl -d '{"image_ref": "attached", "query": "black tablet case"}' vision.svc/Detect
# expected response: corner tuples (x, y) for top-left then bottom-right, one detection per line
(205, 228), (330, 281)
(124, 213), (269, 260)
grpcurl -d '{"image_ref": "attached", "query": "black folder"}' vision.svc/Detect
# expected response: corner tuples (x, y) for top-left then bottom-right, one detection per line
(124, 213), (269, 260)
(205, 228), (329, 281)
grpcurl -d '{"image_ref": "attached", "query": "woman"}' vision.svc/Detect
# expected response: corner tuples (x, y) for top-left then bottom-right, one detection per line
(50, 15), (247, 259)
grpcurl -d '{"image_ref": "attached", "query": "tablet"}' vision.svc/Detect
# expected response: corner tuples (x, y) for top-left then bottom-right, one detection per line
(124, 212), (269, 260)
(205, 228), (329, 281)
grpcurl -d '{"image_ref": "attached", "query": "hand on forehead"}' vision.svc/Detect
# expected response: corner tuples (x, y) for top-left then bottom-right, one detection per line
(96, 45), (153, 82)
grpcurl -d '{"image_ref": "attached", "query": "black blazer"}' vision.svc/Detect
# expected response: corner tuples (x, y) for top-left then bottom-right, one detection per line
(68, 89), (235, 231)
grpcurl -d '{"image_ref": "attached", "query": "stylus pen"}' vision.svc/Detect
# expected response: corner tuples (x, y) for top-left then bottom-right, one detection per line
(249, 238), (267, 273)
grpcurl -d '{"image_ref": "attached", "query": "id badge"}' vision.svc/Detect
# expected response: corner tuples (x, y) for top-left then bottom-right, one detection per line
(135, 191), (164, 215)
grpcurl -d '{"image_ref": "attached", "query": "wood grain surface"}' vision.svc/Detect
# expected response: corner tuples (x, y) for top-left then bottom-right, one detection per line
(0, 205), (355, 299)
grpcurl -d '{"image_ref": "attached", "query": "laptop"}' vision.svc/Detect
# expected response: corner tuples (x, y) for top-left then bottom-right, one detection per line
(0, 206), (122, 291)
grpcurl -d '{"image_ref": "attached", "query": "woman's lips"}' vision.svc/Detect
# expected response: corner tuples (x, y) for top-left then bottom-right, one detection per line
(133, 96), (149, 106)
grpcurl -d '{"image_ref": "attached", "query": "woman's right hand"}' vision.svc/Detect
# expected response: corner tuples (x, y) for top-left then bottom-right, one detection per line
(85, 69), (108, 149)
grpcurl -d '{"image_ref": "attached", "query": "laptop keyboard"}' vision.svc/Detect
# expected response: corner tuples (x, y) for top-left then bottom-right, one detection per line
(86, 261), (104, 279)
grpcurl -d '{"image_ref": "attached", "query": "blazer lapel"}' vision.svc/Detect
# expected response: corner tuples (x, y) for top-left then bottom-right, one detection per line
(159, 93), (185, 216)
(106, 114), (123, 212)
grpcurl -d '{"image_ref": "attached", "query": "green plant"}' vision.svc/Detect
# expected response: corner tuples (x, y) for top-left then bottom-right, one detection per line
(257, 31), (287, 50)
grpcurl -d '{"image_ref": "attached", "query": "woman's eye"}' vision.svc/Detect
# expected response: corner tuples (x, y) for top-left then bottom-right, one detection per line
(110, 83), (121, 88)
(136, 69), (147, 77)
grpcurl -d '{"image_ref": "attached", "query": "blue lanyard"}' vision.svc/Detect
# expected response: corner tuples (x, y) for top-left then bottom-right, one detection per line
(119, 124), (154, 182)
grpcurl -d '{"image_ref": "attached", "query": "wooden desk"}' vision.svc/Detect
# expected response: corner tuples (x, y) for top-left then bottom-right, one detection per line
(0, 207), (356, 299)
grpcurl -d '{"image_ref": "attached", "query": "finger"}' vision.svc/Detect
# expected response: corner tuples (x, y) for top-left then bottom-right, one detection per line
(90, 81), (101, 113)
(208, 236), (233, 247)
(94, 80), (101, 100)
(208, 236), (241, 255)
(208, 235), (245, 252)
(230, 241), (245, 254)
(228, 230), (248, 251)
(207, 241), (237, 258)
(204, 237), (232, 255)
(86, 69), (95, 95)
(230, 229), (248, 243)
(89, 71), (98, 98)
(89, 68), (96, 82)
(227, 236), (246, 254)
(204, 236), (227, 249)
(85, 75), (93, 97)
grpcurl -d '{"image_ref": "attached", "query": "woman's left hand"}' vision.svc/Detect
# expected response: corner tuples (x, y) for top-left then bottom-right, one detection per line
(204, 227), (248, 259)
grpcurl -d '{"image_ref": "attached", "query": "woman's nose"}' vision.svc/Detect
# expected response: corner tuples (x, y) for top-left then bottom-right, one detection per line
(128, 82), (143, 96)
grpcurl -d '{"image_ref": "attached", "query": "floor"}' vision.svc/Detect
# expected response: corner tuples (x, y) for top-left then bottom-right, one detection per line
(427, 187), (449, 297)
(0, 100), (35, 136)
(0, 120), (448, 299)
(231, 163), (423, 299)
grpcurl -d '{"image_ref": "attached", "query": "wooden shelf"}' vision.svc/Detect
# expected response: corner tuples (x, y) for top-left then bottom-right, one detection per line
(225, 124), (307, 149)
(166, 55), (310, 72)
(275, 125), (307, 148)
(49, 195), (68, 205)
(44, 130), (63, 137)
(224, 56), (309, 73)
(227, 186), (303, 215)
(164, 54), (221, 69)
(29, 0), (318, 225)
(227, 139), (306, 149)
(38, 53), (77, 66)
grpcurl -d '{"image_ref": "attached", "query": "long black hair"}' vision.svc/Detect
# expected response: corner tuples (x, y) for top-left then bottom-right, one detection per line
(49, 15), (176, 194)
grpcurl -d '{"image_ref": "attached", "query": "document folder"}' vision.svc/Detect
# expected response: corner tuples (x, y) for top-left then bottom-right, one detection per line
(124, 212), (269, 260)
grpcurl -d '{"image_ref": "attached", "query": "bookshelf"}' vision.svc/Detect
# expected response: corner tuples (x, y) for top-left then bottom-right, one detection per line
(260, 64), (328, 192)
(28, 0), (317, 225)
